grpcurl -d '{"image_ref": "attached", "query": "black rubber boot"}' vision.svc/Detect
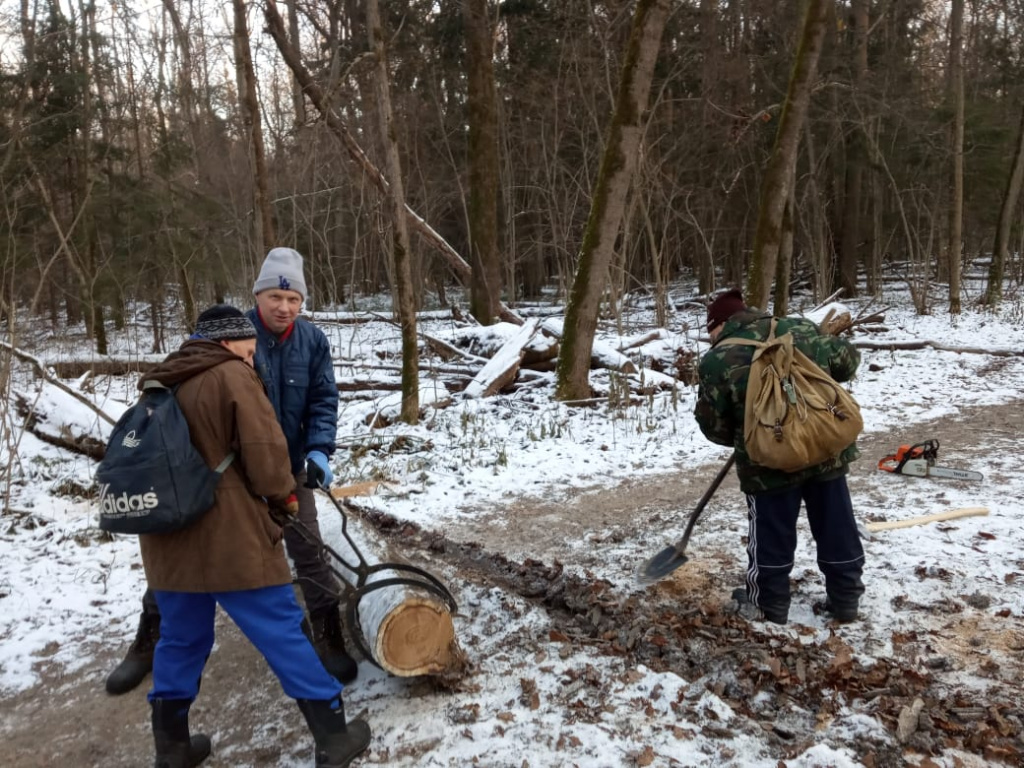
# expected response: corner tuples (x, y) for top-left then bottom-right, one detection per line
(106, 611), (160, 695)
(297, 697), (371, 768)
(819, 597), (859, 624)
(729, 588), (789, 625)
(311, 605), (359, 685)
(151, 698), (211, 768)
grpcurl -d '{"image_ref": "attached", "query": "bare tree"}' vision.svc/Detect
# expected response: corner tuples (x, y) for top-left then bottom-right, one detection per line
(837, 0), (869, 298)
(463, 0), (502, 325)
(946, 0), (964, 314)
(555, 0), (670, 401)
(232, 0), (275, 253)
(985, 100), (1024, 307)
(746, 0), (830, 311)
(365, 0), (419, 424)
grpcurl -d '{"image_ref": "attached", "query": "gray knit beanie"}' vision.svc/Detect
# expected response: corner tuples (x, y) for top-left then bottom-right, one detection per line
(252, 247), (307, 300)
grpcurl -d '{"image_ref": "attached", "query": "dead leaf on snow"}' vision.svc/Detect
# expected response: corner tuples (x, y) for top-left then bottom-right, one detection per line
(635, 745), (656, 766)
(496, 711), (515, 723)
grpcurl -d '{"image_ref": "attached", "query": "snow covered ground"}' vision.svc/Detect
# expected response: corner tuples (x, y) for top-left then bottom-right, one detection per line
(2, 283), (1023, 767)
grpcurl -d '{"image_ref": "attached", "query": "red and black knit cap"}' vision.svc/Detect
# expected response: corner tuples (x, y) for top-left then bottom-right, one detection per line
(706, 288), (746, 331)
(194, 304), (257, 341)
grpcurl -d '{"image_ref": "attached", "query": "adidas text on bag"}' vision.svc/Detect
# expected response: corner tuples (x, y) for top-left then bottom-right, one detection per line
(718, 319), (862, 472)
(96, 380), (234, 535)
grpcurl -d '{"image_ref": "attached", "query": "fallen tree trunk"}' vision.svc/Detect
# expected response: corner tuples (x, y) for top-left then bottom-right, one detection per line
(12, 387), (108, 460)
(2, 341), (117, 426)
(852, 340), (1024, 357)
(324, 486), (465, 679)
(463, 318), (540, 398)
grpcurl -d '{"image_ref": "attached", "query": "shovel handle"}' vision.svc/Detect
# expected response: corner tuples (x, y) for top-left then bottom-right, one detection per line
(671, 453), (735, 553)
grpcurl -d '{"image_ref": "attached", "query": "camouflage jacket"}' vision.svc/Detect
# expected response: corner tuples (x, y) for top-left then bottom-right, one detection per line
(694, 309), (861, 494)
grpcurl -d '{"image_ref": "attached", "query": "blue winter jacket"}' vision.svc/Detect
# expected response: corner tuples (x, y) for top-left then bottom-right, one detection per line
(247, 308), (338, 475)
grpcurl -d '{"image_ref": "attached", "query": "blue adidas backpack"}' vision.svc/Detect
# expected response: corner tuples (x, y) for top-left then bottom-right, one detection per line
(96, 380), (234, 535)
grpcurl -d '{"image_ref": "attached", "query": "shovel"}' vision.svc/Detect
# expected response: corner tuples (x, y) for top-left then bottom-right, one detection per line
(636, 454), (735, 584)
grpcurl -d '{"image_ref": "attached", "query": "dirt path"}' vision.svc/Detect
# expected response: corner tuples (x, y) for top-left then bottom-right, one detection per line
(1, 401), (1021, 766)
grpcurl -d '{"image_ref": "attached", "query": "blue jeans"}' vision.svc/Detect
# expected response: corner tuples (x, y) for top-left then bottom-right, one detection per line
(148, 584), (342, 702)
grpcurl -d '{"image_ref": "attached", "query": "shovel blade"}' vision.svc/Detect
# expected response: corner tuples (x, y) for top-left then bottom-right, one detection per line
(636, 544), (689, 585)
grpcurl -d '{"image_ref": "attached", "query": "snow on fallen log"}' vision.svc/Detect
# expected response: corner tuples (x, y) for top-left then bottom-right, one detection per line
(463, 318), (541, 398)
(11, 380), (128, 460)
(322, 486), (465, 678)
(540, 318), (637, 374)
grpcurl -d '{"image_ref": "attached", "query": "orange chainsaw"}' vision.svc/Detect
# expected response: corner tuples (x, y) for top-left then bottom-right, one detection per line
(878, 439), (983, 481)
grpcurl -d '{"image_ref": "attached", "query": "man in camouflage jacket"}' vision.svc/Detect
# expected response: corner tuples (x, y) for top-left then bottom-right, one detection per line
(694, 288), (865, 625)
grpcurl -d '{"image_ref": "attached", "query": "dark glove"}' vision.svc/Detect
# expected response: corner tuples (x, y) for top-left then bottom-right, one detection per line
(305, 450), (333, 489)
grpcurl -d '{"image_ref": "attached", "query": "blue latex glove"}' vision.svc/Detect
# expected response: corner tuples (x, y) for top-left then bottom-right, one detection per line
(305, 450), (333, 489)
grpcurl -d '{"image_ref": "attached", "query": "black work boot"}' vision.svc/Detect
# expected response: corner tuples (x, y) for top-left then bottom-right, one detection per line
(728, 588), (789, 625)
(106, 611), (160, 695)
(311, 605), (359, 685)
(297, 697), (371, 768)
(817, 597), (859, 624)
(151, 698), (211, 768)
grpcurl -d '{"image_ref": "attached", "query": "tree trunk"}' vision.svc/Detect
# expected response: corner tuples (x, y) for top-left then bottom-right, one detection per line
(555, 0), (670, 401)
(773, 178), (796, 316)
(463, 0), (502, 325)
(947, 0), (964, 315)
(286, 0), (306, 126)
(837, 0), (868, 298)
(746, 0), (830, 311)
(985, 101), (1024, 306)
(232, 0), (275, 253)
(365, 0), (419, 425)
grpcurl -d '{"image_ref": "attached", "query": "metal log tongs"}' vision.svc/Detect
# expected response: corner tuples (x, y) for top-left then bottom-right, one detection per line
(269, 462), (458, 668)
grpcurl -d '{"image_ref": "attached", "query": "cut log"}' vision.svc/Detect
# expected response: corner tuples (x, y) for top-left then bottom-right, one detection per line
(463, 318), (541, 398)
(865, 507), (989, 532)
(324, 487), (465, 678)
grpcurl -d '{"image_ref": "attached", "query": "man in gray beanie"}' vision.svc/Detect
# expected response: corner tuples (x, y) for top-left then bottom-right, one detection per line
(106, 250), (359, 696)
(252, 246), (308, 301)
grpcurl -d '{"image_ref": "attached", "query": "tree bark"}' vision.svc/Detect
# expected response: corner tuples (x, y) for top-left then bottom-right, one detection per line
(947, 0), (964, 315)
(463, 0), (502, 325)
(746, 0), (830, 311)
(365, 0), (419, 424)
(773, 178), (796, 315)
(985, 101), (1024, 306)
(836, 0), (868, 298)
(286, 0), (306, 126)
(232, 0), (275, 253)
(555, 0), (670, 401)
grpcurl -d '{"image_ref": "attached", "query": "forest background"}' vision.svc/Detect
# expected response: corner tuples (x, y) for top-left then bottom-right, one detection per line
(2, 0), (1023, 371)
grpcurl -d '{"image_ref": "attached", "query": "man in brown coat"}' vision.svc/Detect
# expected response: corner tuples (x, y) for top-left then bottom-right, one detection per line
(138, 305), (369, 768)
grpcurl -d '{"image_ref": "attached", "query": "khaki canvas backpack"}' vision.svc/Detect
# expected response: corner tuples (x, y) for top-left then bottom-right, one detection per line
(717, 319), (862, 472)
